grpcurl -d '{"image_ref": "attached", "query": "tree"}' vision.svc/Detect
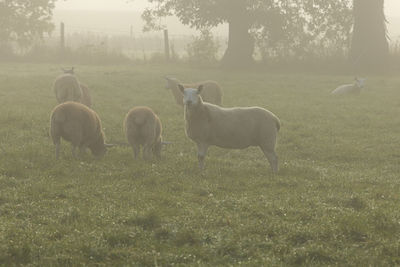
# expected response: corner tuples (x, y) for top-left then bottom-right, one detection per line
(142, 0), (353, 67)
(254, 0), (353, 61)
(142, 0), (264, 67)
(0, 0), (56, 49)
(350, 0), (389, 71)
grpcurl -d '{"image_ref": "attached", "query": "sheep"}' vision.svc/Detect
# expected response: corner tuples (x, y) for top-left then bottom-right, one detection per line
(179, 84), (280, 173)
(53, 68), (92, 107)
(50, 101), (108, 159)
(331, 77), (366, 96)
(124, 106), (163, 161)
(164, 77), (223, 106)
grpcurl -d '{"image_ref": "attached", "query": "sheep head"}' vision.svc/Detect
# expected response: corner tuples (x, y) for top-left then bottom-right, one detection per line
(354, 77), (366, 88)
(179, 84), (204, 106)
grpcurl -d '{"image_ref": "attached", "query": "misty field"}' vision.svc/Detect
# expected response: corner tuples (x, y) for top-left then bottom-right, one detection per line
(0, 63), (399, 266)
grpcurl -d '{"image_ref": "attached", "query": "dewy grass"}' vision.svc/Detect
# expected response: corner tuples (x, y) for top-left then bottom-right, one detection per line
(0, 63), (399, 265)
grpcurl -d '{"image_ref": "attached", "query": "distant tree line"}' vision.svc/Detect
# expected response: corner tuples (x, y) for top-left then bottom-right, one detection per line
(0, 0), (391, 71)
(0, 0), (56, 49)
(142, 0), (390, 70)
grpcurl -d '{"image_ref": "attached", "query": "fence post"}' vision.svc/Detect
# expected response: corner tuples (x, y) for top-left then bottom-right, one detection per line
(164, 29), (170, 62)
(60, 22), (65, 51)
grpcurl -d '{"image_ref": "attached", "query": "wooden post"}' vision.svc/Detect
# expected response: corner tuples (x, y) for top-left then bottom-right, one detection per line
(60, 22), (65, 51)
(164, 29), (170, 62)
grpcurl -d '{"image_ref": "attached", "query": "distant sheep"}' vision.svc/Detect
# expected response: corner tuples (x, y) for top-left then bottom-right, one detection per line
(124, 106), (163, 160)
(50, 101), (108, 159)
(331, 77), (366, 96)
(164, 77), (223, 106)
(180, 84), (280, 173)
(53, 68), (92, 107)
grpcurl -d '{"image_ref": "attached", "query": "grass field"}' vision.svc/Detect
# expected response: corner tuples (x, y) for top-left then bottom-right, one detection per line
(0, 63), (399, 266)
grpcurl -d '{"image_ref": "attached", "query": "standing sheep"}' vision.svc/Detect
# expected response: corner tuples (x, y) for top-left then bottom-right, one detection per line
(164, 77), (223, 106)
(53, 68), (92, 107)
(180, 85), (280, 173)
(331, 77), (366, 96)
(124, 106), (163, 161)
(50, 101), (107, 159)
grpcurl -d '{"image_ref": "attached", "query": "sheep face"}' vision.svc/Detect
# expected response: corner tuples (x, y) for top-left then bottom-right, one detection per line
(90, 142), (107, 159)
(179, 85), (204, 106)
(355, 78), (366, 88)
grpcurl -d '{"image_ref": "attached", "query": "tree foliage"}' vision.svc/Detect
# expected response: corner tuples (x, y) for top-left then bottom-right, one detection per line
(255, 0), (352, 60)
(141, 0), (353, 64)
(0, 0), (56, 48)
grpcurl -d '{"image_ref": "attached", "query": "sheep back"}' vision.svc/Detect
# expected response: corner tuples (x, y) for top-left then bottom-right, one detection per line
(50, 101), (105, 156)
(185, 103), (280, 149)
(124, 106), (162, 150)
(53, 74), (82, 103)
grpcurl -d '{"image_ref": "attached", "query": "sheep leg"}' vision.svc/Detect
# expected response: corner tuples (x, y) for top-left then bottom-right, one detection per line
(79, 146), (87, 156)
(132, 144), (140, 160)
(72, 146), (79, 159)
(197, 143), (209, 170)
(260, 147), (278, 173)
(153, 142), (162, 160)
(143, 144), (152, 161)
(55, 142), (61, 160)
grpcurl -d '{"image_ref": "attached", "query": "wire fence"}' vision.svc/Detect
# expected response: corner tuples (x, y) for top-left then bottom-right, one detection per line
(43, 23), (228, 60)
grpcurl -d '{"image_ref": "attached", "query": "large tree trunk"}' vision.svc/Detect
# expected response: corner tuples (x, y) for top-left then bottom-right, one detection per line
(350, 0), (389, 71)
(221, 1), (255, 67)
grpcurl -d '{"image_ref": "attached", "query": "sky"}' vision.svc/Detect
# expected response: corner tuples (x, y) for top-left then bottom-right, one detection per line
(56, 0), (400, 17)
(56, 0), (149, 11)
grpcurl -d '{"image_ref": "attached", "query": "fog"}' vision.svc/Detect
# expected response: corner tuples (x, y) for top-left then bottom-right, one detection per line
(55, 0), (400, 39)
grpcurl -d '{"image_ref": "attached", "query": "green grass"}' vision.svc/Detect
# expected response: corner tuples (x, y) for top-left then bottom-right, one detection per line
(0, 63), (399, 266)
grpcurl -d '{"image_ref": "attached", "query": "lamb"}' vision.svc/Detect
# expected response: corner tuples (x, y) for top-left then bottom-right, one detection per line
(53, 68), (92, 107)
(164, 77), (223, 106)
(124, 106), (163, 161)
(180, 84), (280, 173)
(331, 77), (366, 96)
(50, 101), (108, 159)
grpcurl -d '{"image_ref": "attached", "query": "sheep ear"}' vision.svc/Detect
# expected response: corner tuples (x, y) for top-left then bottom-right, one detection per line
(197, 85), (204, 94)
(178, 84), (185, 94)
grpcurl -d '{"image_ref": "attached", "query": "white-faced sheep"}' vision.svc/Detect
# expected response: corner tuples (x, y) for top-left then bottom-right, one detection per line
(164, 77), (223, 106)
(124, 106), (163, 161)
(53, 68), (92, 107)
(331, 77), (366, 96)
(50, 101), (108, 159)
(180, 85), (280, 173)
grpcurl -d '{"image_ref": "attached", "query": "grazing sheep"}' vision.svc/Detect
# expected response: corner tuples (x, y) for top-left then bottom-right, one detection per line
(164, 77), (223, 106)
(53, 68), (92, 107)
(331, 77), (366, 96)
(50, 101), (107, 159)
(53, 74), (82, 103)
(180, 84), (280, 173)
(124, 106), (163, 161)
